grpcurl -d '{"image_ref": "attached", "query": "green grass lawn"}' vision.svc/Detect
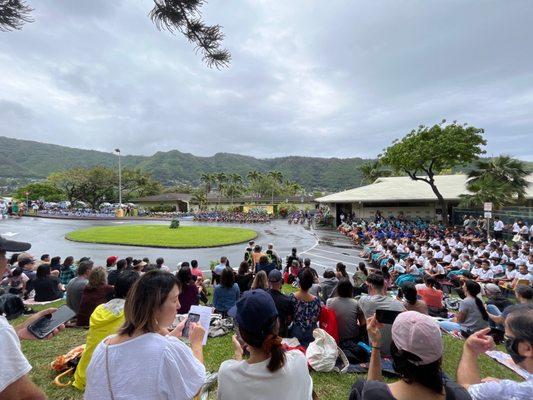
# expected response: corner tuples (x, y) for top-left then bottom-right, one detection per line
(65, 225), (257, 248)
(12, 288), (521, 400)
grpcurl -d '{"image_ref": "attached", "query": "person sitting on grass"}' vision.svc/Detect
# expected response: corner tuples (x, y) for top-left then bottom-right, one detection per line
(320, 268), (338, 303)
(218, 289), (313, 400)
(33, 264), (63, 302)
(487, 284), (533, 327)
(358, 273), (405, 357)
(398, 282), (428, 315)
(267, 269), (294, 338)
(176, 265), (199, 314)
(66, 259), (93, 314)
(213, 267), (240, 317)
(0, 237), (65, 400)
(235, 261), (253, 294)
(76, 266), (114, 327)
(415, 276), (445, 316)
(327, 279), (365, 360)
(255, 255), (276, 276)
(84, 270), (206, 400)
(439, 280), (489, 337)
(349, 311), (470, 400)
(72, 270), (139, 390)
(59, 256), (76, 285)
(289, 269), (321, 347)
(252, 270), (269, 290)
(457, 305), (533, 399)
(107, 258), (126, 286)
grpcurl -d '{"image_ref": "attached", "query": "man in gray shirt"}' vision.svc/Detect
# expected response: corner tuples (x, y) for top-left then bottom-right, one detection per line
(358, 273), (405, 356)
(66, 260), (93, 313)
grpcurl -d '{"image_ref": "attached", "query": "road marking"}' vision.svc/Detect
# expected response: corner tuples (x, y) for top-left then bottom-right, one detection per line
(0, 232), (19, 237)
(302, 250), (358, 266)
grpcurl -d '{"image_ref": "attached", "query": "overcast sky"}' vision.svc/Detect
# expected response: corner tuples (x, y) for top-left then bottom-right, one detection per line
(1, 0), (532, 160)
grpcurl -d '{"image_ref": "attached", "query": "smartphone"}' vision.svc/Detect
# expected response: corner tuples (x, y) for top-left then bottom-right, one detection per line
(182, 313), (200, 338)
(27, 305), (75, 339)
(375, 309), (402, 324)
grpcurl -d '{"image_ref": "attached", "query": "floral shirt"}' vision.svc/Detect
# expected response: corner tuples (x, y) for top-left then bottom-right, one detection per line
(289, 294), (321, 330)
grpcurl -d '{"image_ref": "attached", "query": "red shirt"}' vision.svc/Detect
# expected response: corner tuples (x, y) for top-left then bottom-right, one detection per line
(416, 285), (443, 309)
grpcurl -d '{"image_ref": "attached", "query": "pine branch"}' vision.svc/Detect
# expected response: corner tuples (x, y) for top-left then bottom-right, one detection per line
(150, 0), (230, 69)
(0, 0), (33, 32)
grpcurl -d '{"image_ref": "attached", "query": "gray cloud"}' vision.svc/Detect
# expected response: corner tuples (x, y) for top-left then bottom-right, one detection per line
(0, 0), (532, 160)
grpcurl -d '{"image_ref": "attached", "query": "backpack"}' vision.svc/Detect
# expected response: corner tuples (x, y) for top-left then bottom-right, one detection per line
(0, 293), (25, 320)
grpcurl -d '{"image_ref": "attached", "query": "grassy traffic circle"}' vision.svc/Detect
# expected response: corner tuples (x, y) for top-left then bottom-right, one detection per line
(66, 224), (257, 248)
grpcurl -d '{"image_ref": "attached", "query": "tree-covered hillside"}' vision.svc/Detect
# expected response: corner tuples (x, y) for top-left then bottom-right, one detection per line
(0, 136), (368, 191)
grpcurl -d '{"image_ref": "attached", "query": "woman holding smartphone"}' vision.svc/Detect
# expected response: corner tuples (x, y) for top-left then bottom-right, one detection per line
(84, 270), (206, 400)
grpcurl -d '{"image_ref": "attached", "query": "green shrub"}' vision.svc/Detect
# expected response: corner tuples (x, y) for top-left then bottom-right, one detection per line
(169, 219), (180, 229)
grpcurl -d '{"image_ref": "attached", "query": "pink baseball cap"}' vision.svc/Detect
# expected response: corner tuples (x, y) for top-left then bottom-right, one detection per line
(391, 311), (443, 365)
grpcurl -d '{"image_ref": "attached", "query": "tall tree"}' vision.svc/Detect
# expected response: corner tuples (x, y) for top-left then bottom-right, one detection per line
(191, 189), (207, 210)
(460, 156), (529, 209)
(215, 172), (227, 209)
(268, 170), (283, 205)
(47, 169), (87, 203)
(358, 160), (391, 185)
(76, 166), (117, 209)
(15, 182), (64, 202)
(0, 0), (32, 31)
(459, 175), (515, 210)
(380, 120), (486, 222)
(200, 172), (215, 193)
(467, 155), (528, 200)
(121, 168), (163, 200)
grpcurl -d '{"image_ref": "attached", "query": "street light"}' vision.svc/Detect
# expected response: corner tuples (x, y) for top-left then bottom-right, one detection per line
(114, 148), (122, 208)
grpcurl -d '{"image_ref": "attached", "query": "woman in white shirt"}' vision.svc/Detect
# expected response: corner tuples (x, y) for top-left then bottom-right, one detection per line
(85, 270), (206, 400)
(218, 289), (313, 400)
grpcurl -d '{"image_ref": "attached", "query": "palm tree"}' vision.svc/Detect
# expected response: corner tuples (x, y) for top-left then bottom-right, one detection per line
(200, 173), (215, 193)
(359, 161), (391, 185)
(215, 172), (227, 209)
(191, 190), (207, 211)
(467, 156), (528, 199)
(268, 171), (284, 205)
(247, 170), (261, 199)
(460, 175), (515, 210)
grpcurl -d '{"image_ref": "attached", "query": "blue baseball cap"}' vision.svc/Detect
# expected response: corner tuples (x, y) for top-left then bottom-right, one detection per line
(228, 289), (278, 334)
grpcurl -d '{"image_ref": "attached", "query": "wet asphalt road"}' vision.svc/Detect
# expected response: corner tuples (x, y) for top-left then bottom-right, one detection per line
(0, 217), (365, 274)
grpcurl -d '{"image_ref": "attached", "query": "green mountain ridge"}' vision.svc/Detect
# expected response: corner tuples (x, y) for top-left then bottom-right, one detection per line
(0, 136), (369, 191)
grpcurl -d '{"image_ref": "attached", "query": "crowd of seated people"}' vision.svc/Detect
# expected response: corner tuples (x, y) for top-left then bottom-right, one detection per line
(194, 210), (271, 223)
(1, 228), (532, 400)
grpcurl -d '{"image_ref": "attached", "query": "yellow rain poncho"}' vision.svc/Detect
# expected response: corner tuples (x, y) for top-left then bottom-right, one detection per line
(72, 298), (126, 390)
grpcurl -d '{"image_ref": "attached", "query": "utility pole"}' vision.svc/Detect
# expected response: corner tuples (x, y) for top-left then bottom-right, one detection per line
(114, 149), (122, 208)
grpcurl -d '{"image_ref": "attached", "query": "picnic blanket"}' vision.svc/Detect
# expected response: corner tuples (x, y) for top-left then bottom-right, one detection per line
(24, 298), (64, 306)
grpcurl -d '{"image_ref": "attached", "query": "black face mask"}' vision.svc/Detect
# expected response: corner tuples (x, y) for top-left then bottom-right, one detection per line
(505, 337), (526, 365)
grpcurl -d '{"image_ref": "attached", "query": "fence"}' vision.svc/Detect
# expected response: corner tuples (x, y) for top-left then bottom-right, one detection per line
(452, 206), (533, 228)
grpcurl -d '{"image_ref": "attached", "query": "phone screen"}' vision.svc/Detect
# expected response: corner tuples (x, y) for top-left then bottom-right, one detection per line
(375, 309), (402, 325)
(182, 313), (200, 338)
(27, 305), (76, 339)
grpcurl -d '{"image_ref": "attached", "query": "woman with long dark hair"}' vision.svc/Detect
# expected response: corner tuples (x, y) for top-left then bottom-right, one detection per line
(235, 261), (253, 293)
(439, 280), (489, 336)
(218, 289), (313, 399)
(84, 270), (206, 400)
(176, 266), (199, 314)
(213, 267), (240, 317)
(33, 264), (63, 302)
(350, 311), (470, 400)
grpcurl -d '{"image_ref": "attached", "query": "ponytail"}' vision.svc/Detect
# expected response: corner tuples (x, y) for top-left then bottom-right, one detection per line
(465, 280), (489, 320)
(239, 318), (286, 373)
(263, 334), (286, 372)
